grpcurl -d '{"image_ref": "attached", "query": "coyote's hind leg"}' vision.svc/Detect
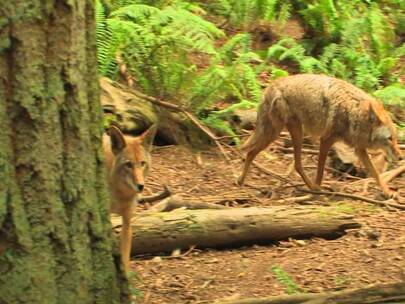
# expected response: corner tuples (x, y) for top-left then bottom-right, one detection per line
(315, 136), (338, 186)
(287, 121), (320, 190)
(237, 126), (282, 186)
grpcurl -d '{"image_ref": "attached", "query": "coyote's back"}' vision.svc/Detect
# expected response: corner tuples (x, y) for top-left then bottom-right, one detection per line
(239, 74), (401, 198)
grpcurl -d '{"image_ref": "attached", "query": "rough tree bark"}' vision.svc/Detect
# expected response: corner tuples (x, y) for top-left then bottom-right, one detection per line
(111, 206), (361, 255)
(0, 1), (129, 303)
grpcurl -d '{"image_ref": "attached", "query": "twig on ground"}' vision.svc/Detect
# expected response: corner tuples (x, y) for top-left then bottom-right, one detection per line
(214, 282), (405, 304)
(278, 147), (321, 155)
(226, 144), (296, 185)
(275, 194), (313, 204)
(382, 164), (405, 183)
(183, 112), (231, 162)
(139, 185), (172, 204)
(297, 188), (405, 210)
(349, 164), (405, 185)
(252, 161), (295, 185)
(215, 134), (250, 140)
(148, 196), (230, 212)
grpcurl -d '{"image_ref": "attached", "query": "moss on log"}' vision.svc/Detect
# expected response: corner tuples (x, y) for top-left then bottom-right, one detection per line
(111, 206), (361, 255)
(100, 78), (211, 147)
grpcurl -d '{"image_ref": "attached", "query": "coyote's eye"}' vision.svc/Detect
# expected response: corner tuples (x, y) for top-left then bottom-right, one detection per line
(140, 161), (147, 167)
(124, 161), (133, 169)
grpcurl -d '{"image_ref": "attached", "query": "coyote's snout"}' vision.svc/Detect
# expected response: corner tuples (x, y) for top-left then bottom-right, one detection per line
(104, 123), (157, 272)
(238, 74), (401, 198)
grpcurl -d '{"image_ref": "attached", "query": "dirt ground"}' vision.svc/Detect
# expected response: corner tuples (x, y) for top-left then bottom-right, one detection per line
(130, 140), (405, 304)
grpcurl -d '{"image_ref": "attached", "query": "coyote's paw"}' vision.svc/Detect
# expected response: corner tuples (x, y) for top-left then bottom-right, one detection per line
(236, 176), (244, 186)
(382, 189), (398, 200)
(308, 184), (322, 192)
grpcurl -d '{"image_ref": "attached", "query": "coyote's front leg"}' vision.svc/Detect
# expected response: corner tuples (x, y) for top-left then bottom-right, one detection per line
(120, 205), (133, 273)
(356, 148), (396, 198)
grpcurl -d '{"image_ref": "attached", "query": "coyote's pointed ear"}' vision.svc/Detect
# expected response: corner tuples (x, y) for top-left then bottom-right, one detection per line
(107, 125), (127, 155)
(369, 103), (382, 125)
(139, 124), (157, 151)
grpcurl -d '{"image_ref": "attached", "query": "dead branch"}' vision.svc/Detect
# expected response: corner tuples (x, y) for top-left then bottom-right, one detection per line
(275, 195), (313, 204)
(183, 111), (231, 162)
(227, 145), (295, 185)
(149, 196), (230, 212)
(351, 164), (405, 186)
(199, 191), (260, 205)
(149, 190), (260, 212)
(253, 161), (295, 185)
(382, 164), (405, 183)
(298, 188), (405, 210)
(139, 185), (172, 204)
(214, 281), (405, 304)
(278, 147), (320, 155)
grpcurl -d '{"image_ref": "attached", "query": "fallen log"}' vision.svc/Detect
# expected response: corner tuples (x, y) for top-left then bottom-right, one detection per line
(111, 206), (361, 255)
(100, 77), (211, 147)
(214, 281), (405, 304)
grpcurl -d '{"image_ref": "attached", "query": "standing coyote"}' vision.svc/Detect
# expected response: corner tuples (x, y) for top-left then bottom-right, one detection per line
(104, 123), (157, 272)
(237, 74), (401, 198)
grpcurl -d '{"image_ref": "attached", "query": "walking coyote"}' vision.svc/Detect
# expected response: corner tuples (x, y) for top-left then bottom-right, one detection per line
(237, 74), (401, 198)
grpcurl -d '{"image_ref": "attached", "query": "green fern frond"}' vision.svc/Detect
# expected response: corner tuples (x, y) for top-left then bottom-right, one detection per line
(299, 57), (323, 73)
(110, 4), (161, 21)
(374, 84), (405, 106)
(271, 265), (301, 295)
(96, 0), (119, 76)
(263, 0), (278, 21)
(202, 114), (240, 144)
(354, 55), (381, 91)
(269, 67), (289, 79)
(267, 38), (300, 61)
(277, 2), (291, 26)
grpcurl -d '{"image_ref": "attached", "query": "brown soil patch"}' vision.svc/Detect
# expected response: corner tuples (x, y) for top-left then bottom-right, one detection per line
(131, 142), (405, 304)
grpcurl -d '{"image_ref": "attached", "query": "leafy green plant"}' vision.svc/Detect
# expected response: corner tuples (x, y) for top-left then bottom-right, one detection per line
(186, 34), (262, 140)
(96, 0), (404, 144)
(128, 270), (143, 302)
(374, 84), (405, 107)
(96, 1), (223, 96)
(189, 34), (261, 111)
(267, 13), (404, 94)
(96, 0), (119, 77)
(200, 0), (293, 29)
(271, 265), (301, 294)
(96, 1), (264, 139)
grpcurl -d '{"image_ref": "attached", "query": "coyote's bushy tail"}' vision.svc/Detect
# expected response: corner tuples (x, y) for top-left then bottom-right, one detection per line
(242, 87), (286, 153)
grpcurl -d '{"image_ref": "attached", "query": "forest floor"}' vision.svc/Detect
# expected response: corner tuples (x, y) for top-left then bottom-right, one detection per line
(130, 138), (405, 304)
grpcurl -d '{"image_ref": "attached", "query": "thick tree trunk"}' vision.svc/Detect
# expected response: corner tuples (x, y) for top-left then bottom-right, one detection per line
(0, 1), (129, 303)
(215, 281), (405, 304)
(111, 206), (360, 255)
